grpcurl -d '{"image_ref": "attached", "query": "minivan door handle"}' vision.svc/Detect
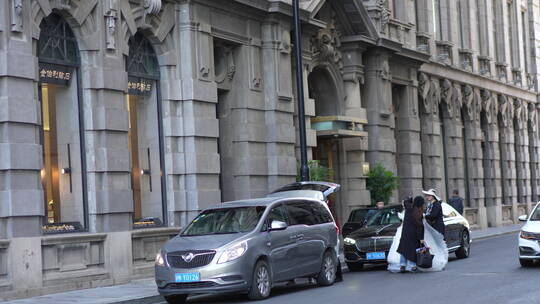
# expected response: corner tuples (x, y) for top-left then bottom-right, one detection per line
(295, 234), (304, 240)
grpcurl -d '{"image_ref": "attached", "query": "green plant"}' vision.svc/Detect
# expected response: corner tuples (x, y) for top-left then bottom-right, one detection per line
(366, 163), (399, 205)
(296, 160), (333, 182)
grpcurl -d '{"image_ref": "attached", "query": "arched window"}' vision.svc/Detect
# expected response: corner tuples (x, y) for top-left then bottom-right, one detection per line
(126, 32), (167, 228)
(38, 14), (87, 233)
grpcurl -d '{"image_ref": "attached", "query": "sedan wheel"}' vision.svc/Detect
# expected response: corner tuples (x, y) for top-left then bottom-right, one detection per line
(317, 251), (337, 286)
(519, 258), (534, 267)
(455, 230), (470, 259)
(248, 260), (271, 300)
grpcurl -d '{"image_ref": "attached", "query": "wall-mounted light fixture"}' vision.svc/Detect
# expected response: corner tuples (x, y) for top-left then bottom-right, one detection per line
(61, 167), (71, 174)
(141, 169), (151, 175)
(362, 162), (370, 175)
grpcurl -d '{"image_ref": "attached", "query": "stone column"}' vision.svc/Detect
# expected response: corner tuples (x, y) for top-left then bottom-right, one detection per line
(440, 80), (466, 200)
(261, 18), (296, 193)
(0, 0), (43, 237)
(528, 104), (539, 208)
(418, 75), (445, 195)
(338, 42), (370, 220)
(481, 90), (503, 227)
(394, 71), (424, 198)
(463, 87), (487, 228)
(514, 100), (531, 208)
(173, 2), (221, 226)
(498, 95), (518, 208)
(363, 50), (396, 173)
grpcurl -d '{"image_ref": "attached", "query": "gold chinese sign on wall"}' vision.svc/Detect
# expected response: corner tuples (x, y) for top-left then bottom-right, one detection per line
(39, 63), (73, 85)
(128, 76), (153, 96)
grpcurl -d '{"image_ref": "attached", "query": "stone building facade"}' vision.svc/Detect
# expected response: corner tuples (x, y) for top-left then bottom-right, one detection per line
(0, 0), (539, 299)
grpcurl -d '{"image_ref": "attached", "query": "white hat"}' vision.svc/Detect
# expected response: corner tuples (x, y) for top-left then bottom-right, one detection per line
(422, 188), (441, 201)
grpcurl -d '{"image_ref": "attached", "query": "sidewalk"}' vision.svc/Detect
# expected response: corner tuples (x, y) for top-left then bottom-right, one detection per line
(1, 223), (524, 304)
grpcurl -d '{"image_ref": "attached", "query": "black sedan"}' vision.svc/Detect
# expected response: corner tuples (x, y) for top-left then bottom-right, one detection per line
(343, 203), (471, 271)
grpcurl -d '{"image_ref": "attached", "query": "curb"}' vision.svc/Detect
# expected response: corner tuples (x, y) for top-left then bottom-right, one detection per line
(471, 229), (521, 241)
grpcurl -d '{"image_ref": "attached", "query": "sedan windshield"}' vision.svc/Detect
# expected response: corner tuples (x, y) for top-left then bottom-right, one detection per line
(530, 205), (540, 221)
(365, 208), (401, 227)
(181, 206), (266, 236)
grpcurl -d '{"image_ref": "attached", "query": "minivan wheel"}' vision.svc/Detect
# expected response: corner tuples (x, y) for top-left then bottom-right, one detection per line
(317, 251), (337, 286)
(164, 295), (188, 304)
(248, 260), (271, 300)
(455, 230), (470, 259)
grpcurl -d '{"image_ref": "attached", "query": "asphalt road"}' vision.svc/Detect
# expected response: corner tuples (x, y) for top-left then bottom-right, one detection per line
(159, 233), (540, 304)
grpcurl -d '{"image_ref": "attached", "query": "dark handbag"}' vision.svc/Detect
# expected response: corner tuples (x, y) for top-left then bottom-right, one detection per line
(416, 247), (434, 268)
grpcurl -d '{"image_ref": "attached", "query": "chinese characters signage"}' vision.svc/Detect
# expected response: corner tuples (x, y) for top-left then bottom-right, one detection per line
(39, 63), (73, 85)
(128, 76), (153, 96)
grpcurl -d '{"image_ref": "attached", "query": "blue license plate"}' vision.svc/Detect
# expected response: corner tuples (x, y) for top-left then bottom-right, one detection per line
(366, 252), (386, 260)
(175, 273), (200, 283)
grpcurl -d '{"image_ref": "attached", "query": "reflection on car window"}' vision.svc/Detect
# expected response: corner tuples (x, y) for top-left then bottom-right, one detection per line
(349, 209), (370, 222)
(267, 205), (287, 225)
(530, 205), (540, 221)
(182, 206), (266, 236)
(286, 202), (318, 226)
(365, 208), (401, 226)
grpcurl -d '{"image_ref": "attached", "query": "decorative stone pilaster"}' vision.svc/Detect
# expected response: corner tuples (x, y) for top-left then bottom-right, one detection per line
(0, 0), (43, 237)
(440, 80), (466, 201)
(481, 90), (503, 227)
(364, 50), (396, 173)
(528, 103), (540, 207)
(514, 100), (531, 206)
(498, 95), (518, 208)
(418, 75), (445, 197)
(261, 19), (296, 194)
(393, 70), (424, 198)
(462, 87), (487, 228)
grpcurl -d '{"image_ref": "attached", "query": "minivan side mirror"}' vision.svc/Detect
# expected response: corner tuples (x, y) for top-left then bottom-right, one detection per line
(270, 220), (287, 231)
(518, 215), (528, 222)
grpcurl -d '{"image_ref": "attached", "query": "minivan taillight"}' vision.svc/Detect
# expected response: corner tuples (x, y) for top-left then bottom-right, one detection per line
(334, 223), (340, 235)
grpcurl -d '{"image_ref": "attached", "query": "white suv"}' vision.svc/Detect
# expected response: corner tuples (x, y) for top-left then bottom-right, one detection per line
(518, 202), (540, 267)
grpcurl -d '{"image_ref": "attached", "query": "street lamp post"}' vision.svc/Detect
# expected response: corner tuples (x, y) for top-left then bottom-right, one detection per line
(293, 0), (310, 181)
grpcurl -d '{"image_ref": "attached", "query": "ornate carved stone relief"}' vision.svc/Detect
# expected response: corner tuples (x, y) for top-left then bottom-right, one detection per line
(11, 0), (23, 32)
(144, 0), (162, 16)
(311, 16), (342, 69)
(514, 100), (526, 129)
(214, 46), (236, 86)
(378, 0), (390, 34)
(105, 0), (118, 50)
(440, 78), (453, 118)
(452, 83), (463, 119)
(462, 85), (475, 121)
(528, 102), (537, 133)
(499, 95), (512, 128)
(481, 90), (496, 124)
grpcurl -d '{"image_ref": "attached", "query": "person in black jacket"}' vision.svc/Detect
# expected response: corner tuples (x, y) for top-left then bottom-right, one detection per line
(422, 188), (445, 236)
(397, 196), (425, 273)
(448, 189), (464, 215)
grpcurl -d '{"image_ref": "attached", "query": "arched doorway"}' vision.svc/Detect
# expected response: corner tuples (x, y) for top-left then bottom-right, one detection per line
(126, 32), (167, 227)
(308, 66), (341, 183)
(38, 13), (87, 231)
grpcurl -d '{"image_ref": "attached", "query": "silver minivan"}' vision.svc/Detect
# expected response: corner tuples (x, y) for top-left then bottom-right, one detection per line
(155, 197), (340, 304)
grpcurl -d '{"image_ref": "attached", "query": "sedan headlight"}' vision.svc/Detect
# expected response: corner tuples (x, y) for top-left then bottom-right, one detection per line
(344, 237), (357, 245)
(217, 241), (248, 264)
(520, 230), (537, 240)
(155, 252), (165, 266)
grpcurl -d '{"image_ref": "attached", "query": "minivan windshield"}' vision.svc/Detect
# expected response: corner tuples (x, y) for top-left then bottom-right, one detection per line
(365, 208), (401, 227)
(181, 206), (266, 236)
(530, 205), (540, 221)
